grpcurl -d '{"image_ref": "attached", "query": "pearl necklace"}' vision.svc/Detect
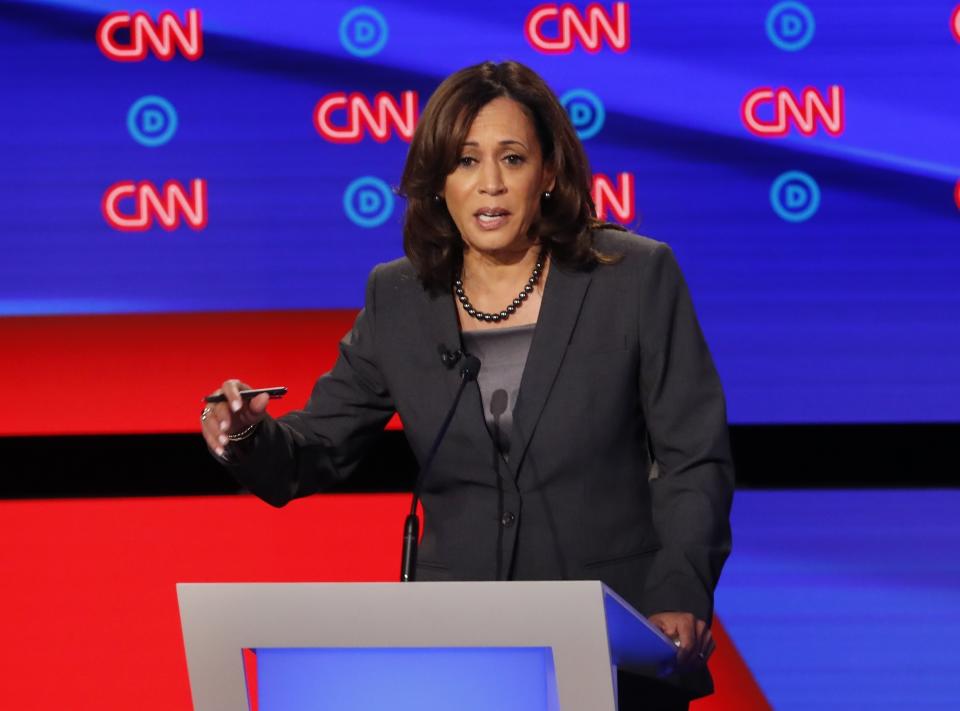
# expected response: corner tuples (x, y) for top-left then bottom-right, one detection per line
(454, 252), (545, 323)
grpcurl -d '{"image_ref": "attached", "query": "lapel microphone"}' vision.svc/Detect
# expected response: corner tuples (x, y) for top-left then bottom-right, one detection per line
(401, 352), (482, 582)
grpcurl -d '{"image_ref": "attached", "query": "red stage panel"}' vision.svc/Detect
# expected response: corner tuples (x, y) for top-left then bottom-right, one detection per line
(696, 617), (772, 711)
(0, 311), (407, 436)
(0, 494), (767, 710)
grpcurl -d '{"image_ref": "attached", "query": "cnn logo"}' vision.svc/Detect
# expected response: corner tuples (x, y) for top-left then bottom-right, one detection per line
(592, 172), (634, 223)
(525, 2), (630, 54)
(314, 91), (419, 143)
(97, 9), (202, 61)
(102, 179), (208, 231)
(741, 86), (844, 138)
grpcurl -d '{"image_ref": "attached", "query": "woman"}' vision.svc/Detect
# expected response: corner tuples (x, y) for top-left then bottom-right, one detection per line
(200, 60), (734, 710)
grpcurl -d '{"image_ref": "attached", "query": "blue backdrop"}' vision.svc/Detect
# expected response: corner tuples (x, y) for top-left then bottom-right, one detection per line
(2, 0), (959, 423)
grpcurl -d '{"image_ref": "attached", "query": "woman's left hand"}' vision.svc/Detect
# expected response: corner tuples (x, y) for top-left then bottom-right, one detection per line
(647, 611), (715, 668)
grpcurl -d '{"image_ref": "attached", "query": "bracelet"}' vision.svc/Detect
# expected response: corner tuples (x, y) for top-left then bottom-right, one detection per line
(227, 421), (261, 442)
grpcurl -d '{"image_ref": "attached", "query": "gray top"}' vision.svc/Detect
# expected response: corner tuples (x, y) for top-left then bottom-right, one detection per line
(460, 323), (536, 462)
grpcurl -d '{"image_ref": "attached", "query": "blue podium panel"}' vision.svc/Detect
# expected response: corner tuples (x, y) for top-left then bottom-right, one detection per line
(255, 647), (559, 711)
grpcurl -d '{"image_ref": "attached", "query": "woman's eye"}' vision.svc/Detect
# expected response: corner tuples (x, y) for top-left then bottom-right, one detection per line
(457, 155), (524, 167)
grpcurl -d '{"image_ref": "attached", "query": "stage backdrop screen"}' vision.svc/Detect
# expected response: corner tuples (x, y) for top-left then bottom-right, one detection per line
(2, 0), (959, 432)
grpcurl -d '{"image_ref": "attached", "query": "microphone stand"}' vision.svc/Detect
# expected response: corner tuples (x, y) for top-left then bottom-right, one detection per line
(400, 354), (481, 582)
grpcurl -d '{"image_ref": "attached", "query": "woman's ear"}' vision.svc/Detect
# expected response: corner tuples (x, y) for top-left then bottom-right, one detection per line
(543, 168), (557, 194)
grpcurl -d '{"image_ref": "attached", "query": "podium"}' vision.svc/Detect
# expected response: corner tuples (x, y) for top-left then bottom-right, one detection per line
(177, 581), (678, 711)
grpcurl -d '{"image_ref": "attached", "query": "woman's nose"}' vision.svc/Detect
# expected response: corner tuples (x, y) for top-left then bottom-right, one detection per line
(478, 160), (506, 195)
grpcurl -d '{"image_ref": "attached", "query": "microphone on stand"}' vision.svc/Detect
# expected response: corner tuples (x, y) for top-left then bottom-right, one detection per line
(489, 388), (509, 580)
(489, 389), (508, 454)
(438, 346), (463, 369)
(400, 351), (482, 582)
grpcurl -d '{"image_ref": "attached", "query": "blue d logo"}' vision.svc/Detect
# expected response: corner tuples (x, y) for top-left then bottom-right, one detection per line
(766, 1), (815, 52)
(344, 176), (394, 228)
(127, 96), (178, 147)
(559, 89), (605, 141)
(770, 171), (820, 222)
(339, 6), (389, 58)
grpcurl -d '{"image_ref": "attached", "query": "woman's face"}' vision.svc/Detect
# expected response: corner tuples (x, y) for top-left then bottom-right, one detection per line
(442, 97), (555, 261)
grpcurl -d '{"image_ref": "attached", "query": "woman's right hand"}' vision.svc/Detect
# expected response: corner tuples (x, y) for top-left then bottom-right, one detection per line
(200, 379), (271, 458)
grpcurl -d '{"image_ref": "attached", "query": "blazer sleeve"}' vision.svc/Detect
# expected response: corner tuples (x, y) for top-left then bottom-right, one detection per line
(637, 243), (735, 625)
(218, 264), (396, 507)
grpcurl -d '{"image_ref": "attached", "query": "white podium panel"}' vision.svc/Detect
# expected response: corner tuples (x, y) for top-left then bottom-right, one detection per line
(177, 581), (677, 711)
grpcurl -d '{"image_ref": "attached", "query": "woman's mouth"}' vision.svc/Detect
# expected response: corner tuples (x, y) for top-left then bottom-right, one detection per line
(474, 209), (511, 230)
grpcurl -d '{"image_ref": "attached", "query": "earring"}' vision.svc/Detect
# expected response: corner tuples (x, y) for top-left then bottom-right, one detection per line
(433, 194), (442, 202)
(543, 191), (551, 199)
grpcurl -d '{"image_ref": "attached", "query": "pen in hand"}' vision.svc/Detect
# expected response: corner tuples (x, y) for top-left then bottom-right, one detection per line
(203, 386), (287, 403)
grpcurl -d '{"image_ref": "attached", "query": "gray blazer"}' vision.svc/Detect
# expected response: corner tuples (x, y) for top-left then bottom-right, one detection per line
(224, 228), (734, 695)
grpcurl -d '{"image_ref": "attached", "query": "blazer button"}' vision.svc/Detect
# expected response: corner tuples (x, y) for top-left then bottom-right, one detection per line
(500, 512), (516, 527)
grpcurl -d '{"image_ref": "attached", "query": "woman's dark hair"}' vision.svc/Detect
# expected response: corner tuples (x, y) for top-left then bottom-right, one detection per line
(399, 60), (624, 293)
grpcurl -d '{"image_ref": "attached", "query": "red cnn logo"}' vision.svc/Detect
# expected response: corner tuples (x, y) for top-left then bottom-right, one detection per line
(102, 179), (208, 231)
(525, 2), (630, 54)
(592, 172), (635, 223)
(741, 86), (845, 138)
(952, 5), (960, 42)
(314, 91), (419, 143)
(96, 9), (203, 61)
(954, 179), (960, 211)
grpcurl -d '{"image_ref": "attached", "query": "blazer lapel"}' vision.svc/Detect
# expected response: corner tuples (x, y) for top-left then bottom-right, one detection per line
(417, 286), (464, 403)
(416, 285), (506, 483)
(507, 262), (593, 480)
